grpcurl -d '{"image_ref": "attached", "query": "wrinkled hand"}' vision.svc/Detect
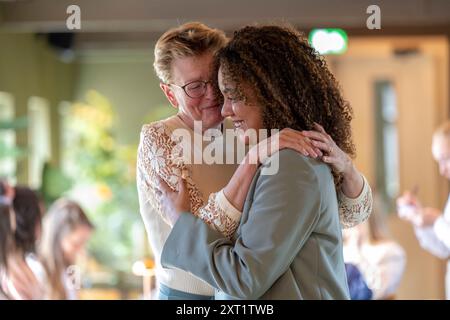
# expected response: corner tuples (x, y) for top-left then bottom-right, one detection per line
(301, 123), (352, 174)
(155, 176), (191, 227)
(248, 128), (322, 165)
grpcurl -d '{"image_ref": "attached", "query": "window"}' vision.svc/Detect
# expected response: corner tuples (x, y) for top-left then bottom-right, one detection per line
(374, 80), (399, 211)
(28, 96), (52, 189)
(0, 92), (17, 182)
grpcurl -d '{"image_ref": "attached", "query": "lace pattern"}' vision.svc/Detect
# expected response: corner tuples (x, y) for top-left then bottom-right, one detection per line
(338, 175), (373, 229)
(137, 121), (240, 237)
(138, 120), (372, 235)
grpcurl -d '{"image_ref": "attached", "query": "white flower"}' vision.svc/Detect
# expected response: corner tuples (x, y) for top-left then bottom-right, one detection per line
(149, 144), (165, 172)
(168, 175), (178, 187)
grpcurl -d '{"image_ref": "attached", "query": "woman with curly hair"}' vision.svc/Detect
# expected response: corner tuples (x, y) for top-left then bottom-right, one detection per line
(140, 22), (371, 300)
(156, 24), (357, 299)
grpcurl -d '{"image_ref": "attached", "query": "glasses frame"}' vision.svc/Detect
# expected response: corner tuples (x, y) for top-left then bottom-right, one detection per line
(169, 79), (215, 99)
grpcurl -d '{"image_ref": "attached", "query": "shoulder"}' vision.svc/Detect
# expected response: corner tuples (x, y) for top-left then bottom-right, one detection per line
(138, 118), (177, 153)
(261, 149), (331, 184)
(139, 120), (168, 141)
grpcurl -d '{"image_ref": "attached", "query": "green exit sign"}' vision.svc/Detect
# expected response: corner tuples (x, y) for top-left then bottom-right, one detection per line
(309, 28), (348, 55)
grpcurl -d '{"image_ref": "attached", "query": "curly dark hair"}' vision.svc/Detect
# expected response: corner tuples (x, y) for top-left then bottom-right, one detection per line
(217, 24), (355, 185)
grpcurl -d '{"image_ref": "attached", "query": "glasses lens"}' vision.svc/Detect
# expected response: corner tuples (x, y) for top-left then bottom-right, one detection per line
(185, 81), (206, 98)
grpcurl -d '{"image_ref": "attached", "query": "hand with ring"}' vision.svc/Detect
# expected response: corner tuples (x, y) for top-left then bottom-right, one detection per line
(301, 122), (353, 175)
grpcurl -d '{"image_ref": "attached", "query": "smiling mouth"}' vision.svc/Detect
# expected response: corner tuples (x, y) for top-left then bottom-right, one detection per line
(233, 120), (244, 129)
(203, 104), (220, 110)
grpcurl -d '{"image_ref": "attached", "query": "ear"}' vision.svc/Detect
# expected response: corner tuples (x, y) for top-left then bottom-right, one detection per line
(160, 83), (179, 109)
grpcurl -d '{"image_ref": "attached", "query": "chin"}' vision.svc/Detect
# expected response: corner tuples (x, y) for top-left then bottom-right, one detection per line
(204, 115), (224, 129)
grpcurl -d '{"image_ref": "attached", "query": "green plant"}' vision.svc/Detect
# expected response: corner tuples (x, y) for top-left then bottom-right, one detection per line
(63, 90), (143, 273)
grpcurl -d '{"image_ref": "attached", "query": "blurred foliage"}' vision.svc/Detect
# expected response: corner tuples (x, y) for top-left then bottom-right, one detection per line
(40, 162), (73, 206)
(63, 90), (143, 273)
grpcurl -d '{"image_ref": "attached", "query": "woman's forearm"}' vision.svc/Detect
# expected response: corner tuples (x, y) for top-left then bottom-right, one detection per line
(223, 154), (259, 212)
(341, 163), (364, 198)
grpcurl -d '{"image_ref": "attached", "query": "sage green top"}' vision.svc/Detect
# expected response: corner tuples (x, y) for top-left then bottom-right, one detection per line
(162, 149), (350, 299)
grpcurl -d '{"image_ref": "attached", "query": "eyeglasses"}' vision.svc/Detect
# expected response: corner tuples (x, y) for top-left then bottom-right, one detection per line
(170, 80), (216, 99)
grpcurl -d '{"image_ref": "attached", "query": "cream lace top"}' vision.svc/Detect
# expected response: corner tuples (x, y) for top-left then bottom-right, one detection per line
(137, 115), (373, 296)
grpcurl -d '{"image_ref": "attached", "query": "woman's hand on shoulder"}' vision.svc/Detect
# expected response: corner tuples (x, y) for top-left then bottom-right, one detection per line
(249, 128), (322, 164)
(301, 123), (353, 174)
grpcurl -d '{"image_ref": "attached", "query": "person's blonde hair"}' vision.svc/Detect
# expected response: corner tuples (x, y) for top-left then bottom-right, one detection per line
(433, 120), (450, 142)
(39, 198), (94, 299)
(153, 22), (228, 84)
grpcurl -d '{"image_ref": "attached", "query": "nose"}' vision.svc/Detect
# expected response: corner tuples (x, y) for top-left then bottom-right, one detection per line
(221, 98), (234, 118)
(203, 81), (217, 100)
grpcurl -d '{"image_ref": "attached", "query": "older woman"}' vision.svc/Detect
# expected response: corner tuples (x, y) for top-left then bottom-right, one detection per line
(156, 24), (362, 299)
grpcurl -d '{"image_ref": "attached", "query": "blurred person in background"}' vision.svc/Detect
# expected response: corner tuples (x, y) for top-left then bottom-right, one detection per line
(0, 181), (46, 300)
(344, 193), (406, 299)
(397, 120), (450, 299)
(39, 198), (94, 300)
(345, 263), (373, 300)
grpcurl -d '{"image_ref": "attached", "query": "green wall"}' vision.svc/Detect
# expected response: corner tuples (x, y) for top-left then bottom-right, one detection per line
(0, 33), (77, 184)
(0, 35), (175, 184)
(74, 48), (174, 145)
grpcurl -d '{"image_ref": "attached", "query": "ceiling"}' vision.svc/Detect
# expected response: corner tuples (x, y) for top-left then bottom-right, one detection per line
(1, 0), (449, 48)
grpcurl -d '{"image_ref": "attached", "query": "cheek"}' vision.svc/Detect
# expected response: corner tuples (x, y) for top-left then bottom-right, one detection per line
(185, 100), (202, 114)
(232, 102), (247, 118)
(249, 107), (263, 129)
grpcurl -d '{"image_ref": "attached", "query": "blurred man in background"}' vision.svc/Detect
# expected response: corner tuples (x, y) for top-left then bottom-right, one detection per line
(397, 120), (450, 299)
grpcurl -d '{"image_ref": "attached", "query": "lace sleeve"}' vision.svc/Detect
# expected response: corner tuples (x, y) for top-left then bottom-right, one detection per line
(197, 190), (242, 239)
(338, 174), (373, 229)
(137, 122), (241, 237)
(137, 123), (175, 225)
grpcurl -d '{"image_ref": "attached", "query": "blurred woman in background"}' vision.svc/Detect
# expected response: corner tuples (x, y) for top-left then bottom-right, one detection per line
(40, 198), (94, 300)
(0, 181), (46, 300)
(343, 193), (406, 299)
